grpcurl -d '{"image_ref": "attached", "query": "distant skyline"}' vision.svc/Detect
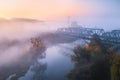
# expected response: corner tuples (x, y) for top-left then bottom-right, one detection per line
(0, 0), (120, 20)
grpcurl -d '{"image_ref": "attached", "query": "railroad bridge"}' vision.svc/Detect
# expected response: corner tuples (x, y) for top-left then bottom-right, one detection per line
(57, 27), (120, 51)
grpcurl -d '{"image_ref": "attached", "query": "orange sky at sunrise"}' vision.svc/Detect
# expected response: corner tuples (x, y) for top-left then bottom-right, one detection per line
(0, 0), (105, 20)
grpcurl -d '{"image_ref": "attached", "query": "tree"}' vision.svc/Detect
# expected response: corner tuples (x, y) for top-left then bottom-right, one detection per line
(111, 54), (120, 80)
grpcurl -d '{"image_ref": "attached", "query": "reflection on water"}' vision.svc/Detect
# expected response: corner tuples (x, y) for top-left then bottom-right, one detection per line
(1, 39), (85, 80)
(43, 46), (74, 80)
(20, 39), (85, 80)
(42, 40), (86, 80)
(19, 42), (76, 80)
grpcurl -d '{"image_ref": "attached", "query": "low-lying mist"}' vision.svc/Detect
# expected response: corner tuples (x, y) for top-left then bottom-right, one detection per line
(0, 20), (52, 67)
(0, 19), (68, 68)
(0, 44), (30, 67)
(0, 18), (120, 68)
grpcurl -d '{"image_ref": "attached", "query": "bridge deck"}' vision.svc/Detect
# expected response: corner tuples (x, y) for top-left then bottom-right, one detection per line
(57, 27), (120, 47)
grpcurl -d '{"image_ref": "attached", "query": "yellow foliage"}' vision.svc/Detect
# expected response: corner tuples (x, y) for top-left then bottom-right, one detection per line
(85, 45), (92, 51)
(111, 55), (120, 80)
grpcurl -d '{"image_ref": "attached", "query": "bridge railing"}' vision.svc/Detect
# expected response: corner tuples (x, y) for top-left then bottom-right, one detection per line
(57, 27), (120, 45)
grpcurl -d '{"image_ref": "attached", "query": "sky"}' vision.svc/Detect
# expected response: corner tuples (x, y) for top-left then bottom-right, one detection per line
(0, 0), (120, 20)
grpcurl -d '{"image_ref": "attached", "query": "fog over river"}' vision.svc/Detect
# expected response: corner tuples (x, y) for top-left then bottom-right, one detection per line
(0, 19), (119, 80)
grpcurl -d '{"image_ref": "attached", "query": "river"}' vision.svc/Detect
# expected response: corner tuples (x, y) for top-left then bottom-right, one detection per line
(13, 39), (86, 80)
